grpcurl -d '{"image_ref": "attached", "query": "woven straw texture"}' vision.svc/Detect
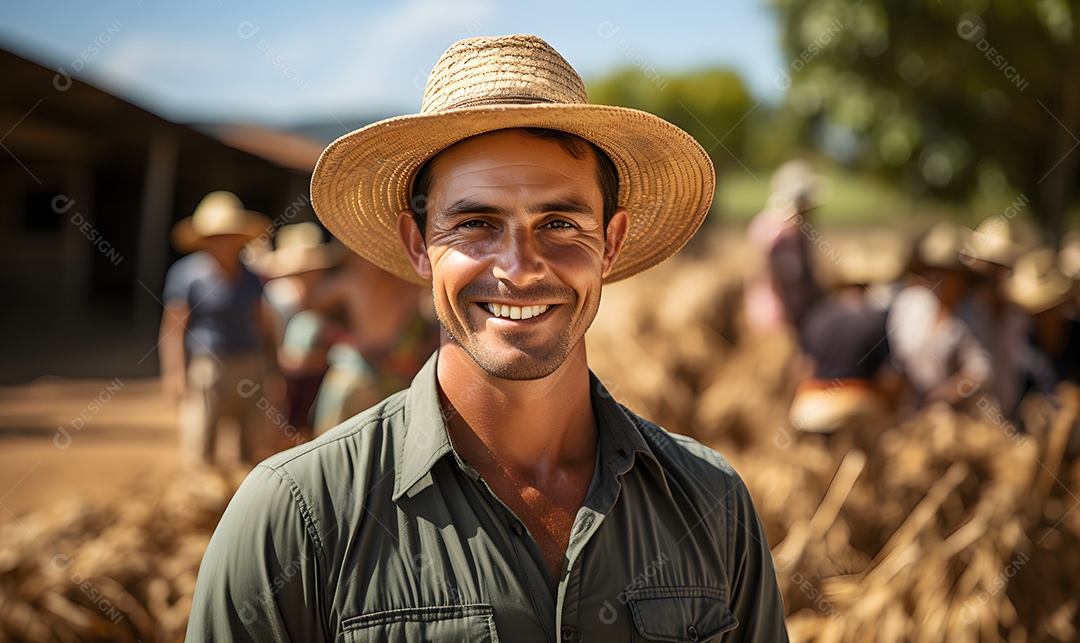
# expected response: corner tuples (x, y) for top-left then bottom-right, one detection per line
(311, 34), (715, 285)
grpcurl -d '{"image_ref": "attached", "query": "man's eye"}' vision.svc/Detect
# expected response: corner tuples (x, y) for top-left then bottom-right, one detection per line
(460, 220), (488, 229)
(545, 220), (573, 229)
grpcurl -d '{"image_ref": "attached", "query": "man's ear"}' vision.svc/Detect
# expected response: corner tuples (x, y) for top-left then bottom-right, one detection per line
(397, 210), (431, 280)
(600, 208), (629, 278)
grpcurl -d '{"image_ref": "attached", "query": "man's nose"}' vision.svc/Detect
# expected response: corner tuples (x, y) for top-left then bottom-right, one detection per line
(491, 228), (545, 285)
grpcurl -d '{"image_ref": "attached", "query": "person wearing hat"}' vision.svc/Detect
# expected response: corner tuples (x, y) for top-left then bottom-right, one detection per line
(1006, 247), (1080, 387)
(159, 191), (273, 467)
(887, 222), (991, 412)
(1006, 247), (1080, 456)
(788, 234), (903, 449)
(956, 215), (1033, 420)
(188, 35), (788, 642)
(306, 251), (439, 436)
(250, 222), (345, 448)
(745, 159), (825, 337)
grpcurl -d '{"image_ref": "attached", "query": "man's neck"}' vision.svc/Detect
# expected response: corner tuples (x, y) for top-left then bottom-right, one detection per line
(436, 342), (597, 483)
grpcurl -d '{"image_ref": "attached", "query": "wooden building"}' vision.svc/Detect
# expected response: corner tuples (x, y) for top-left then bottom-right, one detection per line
(0, 48), (325, 382)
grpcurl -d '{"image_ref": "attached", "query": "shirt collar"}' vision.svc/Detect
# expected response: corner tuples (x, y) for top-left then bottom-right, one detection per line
(394, 351), (455, 501)
(393, 350), (661, 502)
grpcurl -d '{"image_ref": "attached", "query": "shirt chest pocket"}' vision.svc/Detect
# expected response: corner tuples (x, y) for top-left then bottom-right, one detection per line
(626, 587), (738, 642)
(341, 604), (500, 643)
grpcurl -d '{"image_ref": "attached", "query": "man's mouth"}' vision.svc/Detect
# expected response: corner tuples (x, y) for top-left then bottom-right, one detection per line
(481, 303), (552, 320)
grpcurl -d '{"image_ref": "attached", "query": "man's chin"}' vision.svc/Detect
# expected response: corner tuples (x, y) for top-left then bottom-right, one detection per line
(464, 343), (571, 381)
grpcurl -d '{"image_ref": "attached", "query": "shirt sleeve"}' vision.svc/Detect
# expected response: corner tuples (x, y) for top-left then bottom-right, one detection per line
(724, 480), (790, 642)
(186, 465), (327, 642)
(162, 260), (191, 307)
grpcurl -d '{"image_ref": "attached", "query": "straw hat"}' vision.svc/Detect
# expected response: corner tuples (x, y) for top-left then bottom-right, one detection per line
(916, 221), (969, 270)
(1059, 231), (1080, 280)
(1006, 247), (1076, 314)
(769, 159), (820, 213)
(171, 191), (270, 252)
(310, 34), (715, 285)
(250, 222), (345, 279)
(962, 215), (1022, 267)
(830, 233), (906, 287)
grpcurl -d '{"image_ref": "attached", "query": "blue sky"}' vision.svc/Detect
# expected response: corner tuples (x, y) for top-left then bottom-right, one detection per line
(0, 0), (785, 126)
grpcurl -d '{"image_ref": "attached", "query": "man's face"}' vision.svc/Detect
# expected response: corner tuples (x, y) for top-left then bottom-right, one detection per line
(400, 129), (627, 380)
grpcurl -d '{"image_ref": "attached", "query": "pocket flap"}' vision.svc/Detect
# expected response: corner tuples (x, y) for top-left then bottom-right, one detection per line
(626, 587), (738, 642)
(343, 604), (499, 642)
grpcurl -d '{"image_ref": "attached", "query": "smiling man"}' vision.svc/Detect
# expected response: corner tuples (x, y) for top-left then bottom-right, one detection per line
(187, 35), (788, 642)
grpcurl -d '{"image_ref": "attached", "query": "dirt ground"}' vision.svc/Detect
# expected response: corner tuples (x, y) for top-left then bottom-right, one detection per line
(0, 377), (180, 527)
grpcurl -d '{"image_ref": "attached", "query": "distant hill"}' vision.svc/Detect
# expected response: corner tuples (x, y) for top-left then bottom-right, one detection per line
(286, 112), (404, 144)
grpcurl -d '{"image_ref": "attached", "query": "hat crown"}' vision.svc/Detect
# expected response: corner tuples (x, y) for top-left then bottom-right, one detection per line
(918, 221), (966, 269)
(1007, 247), (1075, 312)
(769, 159), (819, 205)
(832, 233), (905, 285)
(1060, 232), (1080, 279)
(969, 215), (1021, 266)
(192, 191), (249, 235)
(421, 34), (588, 113)
(275, 222), (324, 251)
(1015, 248), (1066, 287)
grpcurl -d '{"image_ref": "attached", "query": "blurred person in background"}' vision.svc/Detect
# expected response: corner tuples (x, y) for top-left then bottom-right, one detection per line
(308, 251), (438, 434)
(745, 159), (824, 339)
(1050, 232), (1080, 385)
(159, 191), (274, 467)
(251, 222), (343, 448)
(1051, 237), (1080, 457)
(888, 222), (991, 413)
(1005, 246), (1080, 454)
(790, 234), (903, 451)
(956, 215), (1034, 421)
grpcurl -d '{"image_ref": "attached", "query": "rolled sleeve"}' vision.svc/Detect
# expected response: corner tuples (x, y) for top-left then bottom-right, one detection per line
(186, 466), (326, 642)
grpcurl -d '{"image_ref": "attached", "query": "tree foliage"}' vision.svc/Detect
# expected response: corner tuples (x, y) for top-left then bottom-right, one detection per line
(771, 0), (1080, 236)
(587, 67), (756, 179)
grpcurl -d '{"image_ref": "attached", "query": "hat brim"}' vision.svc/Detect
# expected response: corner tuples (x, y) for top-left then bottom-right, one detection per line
(1006, 280), (1076, 314)
(311, 103), (715, 286)
(251, 243), (346, 279)
(171, 212), (271, 252)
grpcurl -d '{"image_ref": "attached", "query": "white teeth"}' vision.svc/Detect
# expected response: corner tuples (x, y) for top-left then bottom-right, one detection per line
(484, 303), (552, 319)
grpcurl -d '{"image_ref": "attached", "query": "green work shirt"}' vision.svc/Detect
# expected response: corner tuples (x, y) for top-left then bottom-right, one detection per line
(187, 351), (789, 641)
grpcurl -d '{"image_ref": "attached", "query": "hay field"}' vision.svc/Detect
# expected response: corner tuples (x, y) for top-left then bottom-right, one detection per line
(1, 232), (1078, 642)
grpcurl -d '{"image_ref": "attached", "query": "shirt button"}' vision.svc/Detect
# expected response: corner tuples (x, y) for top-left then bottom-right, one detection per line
(687, 625), (699, 641)
(561, 625), (577, 640)
(511, 521), (524, 536)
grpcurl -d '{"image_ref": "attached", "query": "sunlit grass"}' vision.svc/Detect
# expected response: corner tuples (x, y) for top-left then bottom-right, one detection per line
(711, 165), (1079, 235)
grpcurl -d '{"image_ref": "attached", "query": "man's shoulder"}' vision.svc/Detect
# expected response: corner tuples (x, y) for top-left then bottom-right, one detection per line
(167, 251), (210, 276)
(236, 389), (411, 532)
(619, 404), (743, 490)
(260, 389), (409, 478)
(163, 252), (214, 292)
(199, 389), (413, 586)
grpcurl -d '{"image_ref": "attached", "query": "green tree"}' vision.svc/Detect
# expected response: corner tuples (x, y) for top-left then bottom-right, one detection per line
(771, 0), (1079, 238)
(588, 67), (756, 181)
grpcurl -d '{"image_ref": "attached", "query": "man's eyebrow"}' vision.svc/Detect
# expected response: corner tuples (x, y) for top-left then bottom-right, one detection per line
(530, 198), (594, 216)
(439, 199), (506, 218)
(438, 197), (596, 219)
